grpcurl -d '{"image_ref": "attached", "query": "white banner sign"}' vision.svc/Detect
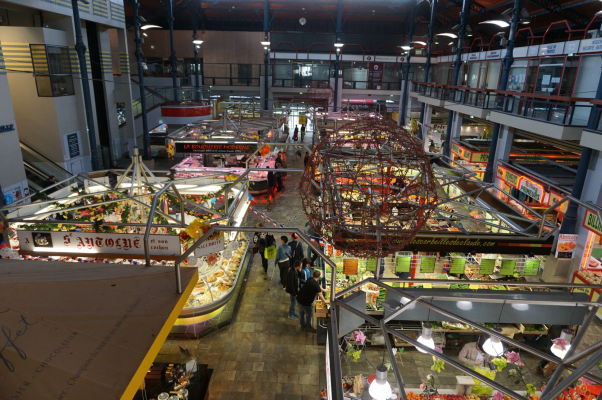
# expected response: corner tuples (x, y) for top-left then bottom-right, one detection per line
(17, 230), (181, 257)
(555, 234), (578, 259)
(194, 232), (225, 257)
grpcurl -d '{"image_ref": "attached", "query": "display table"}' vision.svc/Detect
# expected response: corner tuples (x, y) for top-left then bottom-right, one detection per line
(572, 270), (602, 320)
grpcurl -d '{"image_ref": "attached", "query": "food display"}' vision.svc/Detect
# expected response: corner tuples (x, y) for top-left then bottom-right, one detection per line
(183, 233), (248, 310)
(572, 269), (602, 320)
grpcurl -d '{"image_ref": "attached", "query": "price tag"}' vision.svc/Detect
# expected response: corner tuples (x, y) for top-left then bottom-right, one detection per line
(479, 258), (496, 275)
(500, 259), (516, 275)
(395, 256), (412, 273)
(366, 257), (378, 272)
(420, 256), (436, 273)
(523, 259), (540, 276)
(450, 257), (466, 274)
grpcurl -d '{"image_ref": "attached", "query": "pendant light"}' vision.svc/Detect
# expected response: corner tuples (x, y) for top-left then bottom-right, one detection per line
(550, 329), (573, 359)
(369, 364), (393, 400)
(482, 334), (505, 357)
(416, 324), (435, 354)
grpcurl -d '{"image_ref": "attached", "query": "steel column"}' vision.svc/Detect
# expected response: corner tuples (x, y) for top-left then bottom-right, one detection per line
(443, 0), (471, 156)
(484, 0), (521, 182)
(333, 0), (343, 112)
(560, 68), (602, 232)
(71, 0), (101, 170)
(263, 0), (270, 111)
(131, 0), (149, 158)
(193, 29), (201, 102)
(167, 0), (179, 102)
(420, 0), (438, 127)
(399, 3), (418, 128)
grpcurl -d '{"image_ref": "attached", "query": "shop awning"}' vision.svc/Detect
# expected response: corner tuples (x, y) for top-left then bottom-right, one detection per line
(0, 260), (197, 400)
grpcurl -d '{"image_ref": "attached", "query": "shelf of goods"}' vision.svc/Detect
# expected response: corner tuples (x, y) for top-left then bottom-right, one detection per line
(171, 151), (283, 195)
(572, 270), (602, 320)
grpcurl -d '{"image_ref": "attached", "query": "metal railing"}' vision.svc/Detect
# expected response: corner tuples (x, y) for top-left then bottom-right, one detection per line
(413, 81), (594, 127)
(272, 78), (330, 88)
(343, 80), (401, 90)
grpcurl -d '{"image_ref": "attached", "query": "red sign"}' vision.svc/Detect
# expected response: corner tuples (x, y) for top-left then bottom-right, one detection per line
(175, 142), (257, 154)
(161, 105), (212, 117)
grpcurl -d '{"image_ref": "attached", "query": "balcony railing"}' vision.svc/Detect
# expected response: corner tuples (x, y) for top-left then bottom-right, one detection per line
(272, 78), (330, 88)
(343, 81), (401, 90)
(413, 81), (593, 127)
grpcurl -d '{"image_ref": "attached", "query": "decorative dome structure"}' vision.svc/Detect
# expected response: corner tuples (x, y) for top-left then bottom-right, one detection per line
(300, 118), (437, 257)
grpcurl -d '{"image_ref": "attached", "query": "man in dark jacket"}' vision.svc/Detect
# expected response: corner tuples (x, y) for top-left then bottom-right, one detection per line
(288, 233), (304, 267)
(297, 270), (328, 332)
(285, 261), (302, 320)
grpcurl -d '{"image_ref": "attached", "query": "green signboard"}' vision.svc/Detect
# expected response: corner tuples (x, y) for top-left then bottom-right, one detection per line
(499, 259), (516, 275)
(420, 256), (436, 273)
(479, 258), (496, 275)
(523, 259), (541, 276)
(366, 257), (378, 272)
(396, 256), (412, 273)
(450, 257), (466, 274)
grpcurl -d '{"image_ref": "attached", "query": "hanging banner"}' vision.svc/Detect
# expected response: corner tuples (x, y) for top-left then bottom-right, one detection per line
(194, 232), (225, 257)
(517, 177), (544, 203)
(343, 258), (359, 275)
(175, 141), (258, 154)
(479, 258), (496, 275)
(496, 166), (520, 188)
(555, 234), (578, 259)
(17, 231), (181, 258)
(396, 256), (412, 273)
(368, 62), (384, 89)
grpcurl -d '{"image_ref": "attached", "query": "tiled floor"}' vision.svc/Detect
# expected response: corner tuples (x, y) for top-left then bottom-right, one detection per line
(159, 132), (325, 399)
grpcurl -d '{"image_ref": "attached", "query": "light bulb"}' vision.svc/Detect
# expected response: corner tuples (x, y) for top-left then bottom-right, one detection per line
(369, 365), (393, 400)
(482, 335), (505, 357)
(416, 325), (435, 354)
(457, 301), (473, 310)
(479, 20), (510, 28)
(550, 329), (573, 359)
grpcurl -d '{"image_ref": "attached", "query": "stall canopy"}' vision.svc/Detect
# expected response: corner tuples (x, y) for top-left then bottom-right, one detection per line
(0, 260), (197, 400)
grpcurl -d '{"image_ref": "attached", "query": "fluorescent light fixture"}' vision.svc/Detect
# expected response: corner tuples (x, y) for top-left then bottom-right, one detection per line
(511, 303), (529, 311)
(448, 42), (454, 46)
(550, 329), (573, 359)
(479, 20), (510, 28)
(400, 45), (412, 51)
(456, 301), (473, 311)
(369, 365), (393, 400)
(192, 39), (204, 45)
(260, 40), (271, 46)
(143, 32), (148, 37)
(334, 42), (344, 48)
(141, 24), (162, 30)
(482, 335), (505, 357)
(416, 324), (435, 354)
(436, 32), (458, 39)
(412, 41), (427, 46)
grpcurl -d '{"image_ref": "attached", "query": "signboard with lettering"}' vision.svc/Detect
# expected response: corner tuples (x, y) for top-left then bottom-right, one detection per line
(17, 231), (181, 258)
(583, 209), (602, 236)
(539, 42), (564, 56)
(522, 259), (541, 276)
(467, 53), (479, 61)
(579, 38), (602, 54)
(450, 257), (466, 274)
(479, 258), (496, 274)
(175, 141), (258, 154)
(486, 50), (501, 59)
(420, 256), (436, 273)
(0, 123), (15, 133)
(497, 166), (520, 187)
(66, 132), (80, 158)
(395, 256), (411, 273)
(518, 177), (544, 203)
(555, 234), (578, 259)
(194, 232), (225, 257)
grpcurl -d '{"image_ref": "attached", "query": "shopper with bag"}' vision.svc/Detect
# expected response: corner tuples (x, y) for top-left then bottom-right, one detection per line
(275, 236), (291, 288)
(284, 260), (302, 320)
(253, 224), (273, 276)
(288, 233), (304, 266)
(263, 233), (277, 266)
(299, 258), (311, 286)
(296, 270), (328, 332)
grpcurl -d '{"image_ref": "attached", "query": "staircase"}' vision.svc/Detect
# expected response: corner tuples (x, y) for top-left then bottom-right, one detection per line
(20, 142), (73, 194)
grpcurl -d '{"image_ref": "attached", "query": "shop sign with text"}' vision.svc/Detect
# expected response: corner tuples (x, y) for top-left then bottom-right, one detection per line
(556, 234), (578, 259)
(497, 166), (519, 187)
(17, 231), (181, 257)
(518, 177), (544, 203)
(175, 142), (257, 154)
(583, 209), (602, 236)
(194, 232), (225, 257)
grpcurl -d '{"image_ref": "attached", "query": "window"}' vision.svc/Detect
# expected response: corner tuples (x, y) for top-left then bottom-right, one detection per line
(30, 45), (75, 97)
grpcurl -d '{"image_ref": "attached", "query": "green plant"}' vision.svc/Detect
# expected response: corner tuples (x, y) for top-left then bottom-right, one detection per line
(431, 357), (445, 373)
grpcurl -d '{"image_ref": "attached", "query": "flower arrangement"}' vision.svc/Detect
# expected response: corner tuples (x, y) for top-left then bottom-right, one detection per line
(490, 351), (540, 397)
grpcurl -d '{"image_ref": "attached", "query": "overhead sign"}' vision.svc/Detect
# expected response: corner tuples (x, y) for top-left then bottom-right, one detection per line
(175, 141), (257, 154)
(497, 166), (520, 187)
(583, 209), (602, 236)
(17, 231), (181, 258)
(518, 177), (544, 203)
(579, 38), (602, 54)
(0, 123), (15, 133)
(451, 142), (488, 163)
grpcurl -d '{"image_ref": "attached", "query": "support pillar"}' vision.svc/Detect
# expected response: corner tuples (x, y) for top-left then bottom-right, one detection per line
(262, 0), (271, 111)
(167, 0), (179, 102)
(484, 0), (521, 182)
(71, 0), (101, 170)
(399, 4), (418, 128)
(333, 0), (343, 113)
(131, 0), (150, 159)
(192, 30), (201, 102)
(491, 126), (513, 185)
(420, 0), (438, 128)
(422, 104), (432, 152)
(443, 0), (471, 156)
(449, 112), (462, 146)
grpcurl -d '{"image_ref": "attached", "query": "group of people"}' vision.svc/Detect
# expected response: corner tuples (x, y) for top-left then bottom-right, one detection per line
(253, 229), (327, 332)
(266, 151), (287, 205)
(288, 124), (306, 143)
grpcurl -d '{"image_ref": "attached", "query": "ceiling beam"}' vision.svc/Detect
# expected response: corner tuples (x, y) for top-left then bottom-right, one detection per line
(527, 0), (590, 26)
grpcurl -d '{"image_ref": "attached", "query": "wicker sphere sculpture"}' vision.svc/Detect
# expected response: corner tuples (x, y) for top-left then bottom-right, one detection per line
(300, 118), (437, 258)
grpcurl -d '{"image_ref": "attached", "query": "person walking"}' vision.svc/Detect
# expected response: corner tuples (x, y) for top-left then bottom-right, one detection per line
(300, 124), (306, 142)
(252, 223), (273, 277)
(296, 270), (328, 332)
(303, 152), (310, 168)
(274, 158), (285, 192)
(266, 167), (276, 208)
(275, 235), (291, 288)
(292, 125), (299, 142)
(284, 260), (302, 320)
(288, 233), (304, 266)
